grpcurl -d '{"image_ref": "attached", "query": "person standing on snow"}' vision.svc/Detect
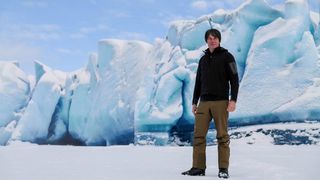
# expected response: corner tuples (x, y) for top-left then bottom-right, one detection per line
(182, 29), (239, 179)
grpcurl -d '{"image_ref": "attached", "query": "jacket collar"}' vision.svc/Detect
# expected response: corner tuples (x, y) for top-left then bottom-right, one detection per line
(204, 46), (226, 55)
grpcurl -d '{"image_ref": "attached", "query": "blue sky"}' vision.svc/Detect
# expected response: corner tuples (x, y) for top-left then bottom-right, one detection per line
(0, 0), (319, 74)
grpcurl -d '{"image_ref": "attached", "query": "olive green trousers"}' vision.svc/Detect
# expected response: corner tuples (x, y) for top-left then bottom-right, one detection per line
(192, 100), (230, 170)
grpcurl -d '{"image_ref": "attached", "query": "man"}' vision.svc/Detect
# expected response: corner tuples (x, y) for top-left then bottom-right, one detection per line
(182, 29), (239, 179)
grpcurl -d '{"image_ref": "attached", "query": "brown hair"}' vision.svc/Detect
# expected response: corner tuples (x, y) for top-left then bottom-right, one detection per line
(205, 29), (221, 42)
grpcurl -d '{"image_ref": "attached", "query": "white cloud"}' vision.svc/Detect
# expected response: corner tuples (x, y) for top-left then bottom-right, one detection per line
(57, 48), (73, 54)
(138, 0), (156, 3)
(21, 1), (48, 8)
(70, 33), (86, 39)
(0, 24), (61, 41)
(79, 27), (97, 34)
(79, 25), (109, 33)
(116, 31), (149, 41)
(97, 24), (110, 31)
(107, 10), (131, 18)
(191, 0), (209, 11)
(70, 24), (111, 39)
(0, 21), (59, 73)
(0, 40), (42, 73)
(21, 31), (60, 41)
(0, 41), (41, 61)
(160, 14), (196, 28)
(89, 0), (98, 5)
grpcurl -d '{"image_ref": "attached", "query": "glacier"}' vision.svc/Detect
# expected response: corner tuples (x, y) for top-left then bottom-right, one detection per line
(11, 63), (62, 142)
(0, 0), (319, 145)
(0, 62), (30, 145)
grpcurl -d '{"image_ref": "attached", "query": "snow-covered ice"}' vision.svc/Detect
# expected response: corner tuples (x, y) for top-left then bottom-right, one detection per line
(1, 132), (319, 180)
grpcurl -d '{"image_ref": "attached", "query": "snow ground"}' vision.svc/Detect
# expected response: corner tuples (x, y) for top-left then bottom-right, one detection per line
(1, 139), (319, 180)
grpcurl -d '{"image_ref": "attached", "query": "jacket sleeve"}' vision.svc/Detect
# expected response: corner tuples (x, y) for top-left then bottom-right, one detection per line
(192, 60), (201, 105)
(226, 53), (239, 102)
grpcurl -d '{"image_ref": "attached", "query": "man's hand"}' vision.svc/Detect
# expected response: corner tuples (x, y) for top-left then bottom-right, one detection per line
(192, 104), (197, 115)
(227, 100), (236, 112)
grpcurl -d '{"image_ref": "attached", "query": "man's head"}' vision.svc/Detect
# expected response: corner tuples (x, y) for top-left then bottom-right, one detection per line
(205, 29), (221, 50)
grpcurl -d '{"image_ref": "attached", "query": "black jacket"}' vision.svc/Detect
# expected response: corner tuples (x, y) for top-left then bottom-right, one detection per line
(192, 47), (239, 105)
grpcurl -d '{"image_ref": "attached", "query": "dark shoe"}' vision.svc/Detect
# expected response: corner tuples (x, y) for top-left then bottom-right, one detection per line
(181, 167), (205, 176)
(218, 168), (229, 179)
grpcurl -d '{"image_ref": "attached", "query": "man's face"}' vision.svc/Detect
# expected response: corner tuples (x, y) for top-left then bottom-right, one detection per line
(207, 34), (220, 49)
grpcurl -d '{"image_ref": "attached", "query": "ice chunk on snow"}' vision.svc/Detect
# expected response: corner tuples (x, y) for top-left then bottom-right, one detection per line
(12, 67), (62, 142)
